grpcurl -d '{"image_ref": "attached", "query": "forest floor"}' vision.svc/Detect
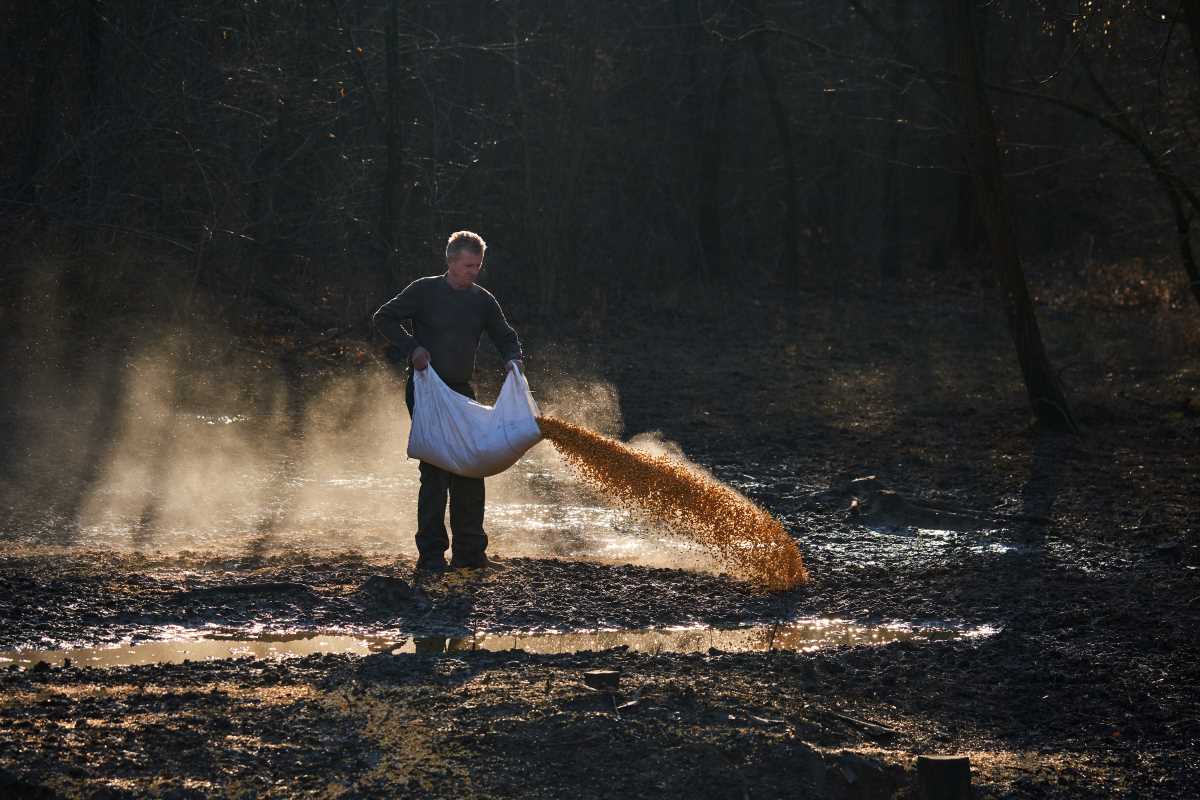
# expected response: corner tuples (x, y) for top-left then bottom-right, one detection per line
(0, 256), (1198, 798)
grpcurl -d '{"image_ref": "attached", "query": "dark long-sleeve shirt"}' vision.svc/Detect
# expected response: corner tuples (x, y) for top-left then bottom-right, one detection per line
(373, 274), (522, 386)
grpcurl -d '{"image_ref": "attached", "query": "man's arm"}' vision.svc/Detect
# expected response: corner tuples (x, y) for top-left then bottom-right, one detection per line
(482, 292), (523, 367)
(373, 280), (424, 359)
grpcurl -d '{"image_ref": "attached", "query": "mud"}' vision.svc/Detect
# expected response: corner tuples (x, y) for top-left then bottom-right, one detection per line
(2, 273), (1199, 797)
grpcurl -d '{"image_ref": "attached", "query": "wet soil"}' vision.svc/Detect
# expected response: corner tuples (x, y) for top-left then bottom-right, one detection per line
(2, 267), (1199, 797)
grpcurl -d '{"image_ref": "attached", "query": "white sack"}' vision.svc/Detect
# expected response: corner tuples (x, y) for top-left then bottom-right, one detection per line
(407, 364), (543, 478)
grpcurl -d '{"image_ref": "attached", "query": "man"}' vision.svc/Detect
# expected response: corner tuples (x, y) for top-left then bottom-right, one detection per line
(373, 231), (523, 573)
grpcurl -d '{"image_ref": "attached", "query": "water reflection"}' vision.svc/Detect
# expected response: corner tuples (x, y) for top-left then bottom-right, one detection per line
(405, 619), (995, 656)
(0, 620), (998, 668)
(807, 523), (1028, 568)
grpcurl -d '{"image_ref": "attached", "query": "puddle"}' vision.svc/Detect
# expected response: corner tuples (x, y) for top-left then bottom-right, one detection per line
(0, 620), (998, 668)
(914, 528), (1023, 555)
(797, 523), (1029, 569)
(193, 414), (250, 426)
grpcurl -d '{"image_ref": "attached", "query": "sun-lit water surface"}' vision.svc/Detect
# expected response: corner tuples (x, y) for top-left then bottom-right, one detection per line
(0, 620), (1000, 668)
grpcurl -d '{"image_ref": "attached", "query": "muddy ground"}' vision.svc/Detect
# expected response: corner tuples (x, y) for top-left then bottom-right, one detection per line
(1, 263), (1198, 798)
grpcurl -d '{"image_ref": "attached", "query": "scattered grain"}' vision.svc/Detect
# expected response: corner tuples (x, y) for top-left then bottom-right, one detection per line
(537, 417), (808, 591)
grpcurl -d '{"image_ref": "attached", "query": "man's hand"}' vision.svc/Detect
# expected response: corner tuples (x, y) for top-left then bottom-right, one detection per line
(505, 359), (524, 375)
(411, 346), (431, 371)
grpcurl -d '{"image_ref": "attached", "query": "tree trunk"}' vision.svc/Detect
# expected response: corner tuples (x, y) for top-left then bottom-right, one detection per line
(1168, 193), (1200, 308)
(915, 755), (972, 800)
(1180, 1), (1200, 304)
(381, 0), (405, 284)
(879, 0), (909, 279)
(943, 1), (1077, 432)
(16, 1), (76, 212)
(78, 0), (103, 215)
(951, 8), (988, 264)
(679, 0), (730, 280)
(551, 10), (596, 311)
(509, 9), (547, 313)
(695, 64), (729, 280)
(17, 27), (55, 207)
(252, 97), (289, 259)
(748, 0), (801, 293)
(1183, 1), (1200, 84)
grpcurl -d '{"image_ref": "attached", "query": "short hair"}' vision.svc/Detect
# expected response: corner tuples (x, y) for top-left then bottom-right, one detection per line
(445, 230), (486, 261)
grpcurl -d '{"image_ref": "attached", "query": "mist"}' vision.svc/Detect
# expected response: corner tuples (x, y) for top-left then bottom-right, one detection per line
(0, 303), (718, 573)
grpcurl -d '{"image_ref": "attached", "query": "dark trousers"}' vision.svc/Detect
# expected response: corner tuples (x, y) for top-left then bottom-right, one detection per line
(405, 376), (488, 567)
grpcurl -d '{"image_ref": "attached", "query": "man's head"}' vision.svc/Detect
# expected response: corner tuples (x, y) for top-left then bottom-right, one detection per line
(445, 230), (486, 289)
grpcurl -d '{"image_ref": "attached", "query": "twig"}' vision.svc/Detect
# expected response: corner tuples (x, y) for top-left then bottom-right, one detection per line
(543, 732), (609, 747)
(830, 711), (899, 739)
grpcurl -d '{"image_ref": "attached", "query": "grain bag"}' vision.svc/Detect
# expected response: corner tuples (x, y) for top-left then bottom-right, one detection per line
(407, 364), (542, 477)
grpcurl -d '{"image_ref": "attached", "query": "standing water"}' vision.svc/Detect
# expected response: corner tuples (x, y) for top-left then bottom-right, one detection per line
(0, 620), (997, 668)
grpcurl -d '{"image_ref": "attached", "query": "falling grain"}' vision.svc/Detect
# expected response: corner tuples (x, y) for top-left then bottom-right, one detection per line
(537, 416), (808, 591)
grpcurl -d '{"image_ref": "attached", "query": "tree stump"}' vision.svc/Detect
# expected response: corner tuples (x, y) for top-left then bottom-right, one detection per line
(916, 754), (971, 800)
(582, 669), (620, 691)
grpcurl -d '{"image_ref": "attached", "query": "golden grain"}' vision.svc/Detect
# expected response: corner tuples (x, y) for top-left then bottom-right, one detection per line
(537, 417), (808, 591)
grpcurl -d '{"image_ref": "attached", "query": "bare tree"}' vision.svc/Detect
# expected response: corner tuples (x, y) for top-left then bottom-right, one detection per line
(677, 0), (731, 280)
(746, 0), (801, 292)
(1184, 0), (1200, 82)
(943, 0), (1077, 432)
(15, 3), (62, 210)
(381, 0), (407, 284)
(878, 0), (909, 279)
